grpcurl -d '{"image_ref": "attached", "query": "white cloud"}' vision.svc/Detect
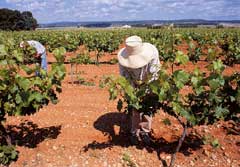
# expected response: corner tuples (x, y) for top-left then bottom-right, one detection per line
(4, 0), (240, 22)
(6, 0), (22, 3)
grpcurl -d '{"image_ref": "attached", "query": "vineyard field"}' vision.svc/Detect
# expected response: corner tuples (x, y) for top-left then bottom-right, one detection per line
(0, 28), (240, 167)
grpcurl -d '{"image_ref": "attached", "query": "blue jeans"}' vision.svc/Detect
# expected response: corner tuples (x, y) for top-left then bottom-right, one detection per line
(41, 51), (47, 71)
(36, 51), (47, 76)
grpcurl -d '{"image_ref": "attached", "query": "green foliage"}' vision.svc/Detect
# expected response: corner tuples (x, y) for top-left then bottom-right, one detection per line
(109, 58), (118, 65)
(81, 31), (123, 64)
(175, 51), (189, 65)
(202, 134), (221, 148)
(100, 75), (141, 113)
(0, 37), (66, 165)
(162, 118), (171, 126)
(76, 76), (95, 86)
(173, 70), (190, 89)
(0, 38), (66, 116)
(52, 47), (66, 62)
(101, 52), (239, 127)
(69, 53), (93, 64)
(0, 8), (37, 31)
(186, 36), (202, 63)
(122, 152), (137, 167)
(21, 42), (39, 64)
(219, 34), (240, 66)
(3, 28), (240, 66)
(0, 145), (18, 165)
(211, 139), (220, 148)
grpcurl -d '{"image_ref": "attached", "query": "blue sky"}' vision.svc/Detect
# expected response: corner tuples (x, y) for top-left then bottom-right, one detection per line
(1, 0), (240, 23)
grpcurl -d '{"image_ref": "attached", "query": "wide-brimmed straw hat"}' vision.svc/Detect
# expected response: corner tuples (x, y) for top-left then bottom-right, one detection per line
(117, 36), (155, 69)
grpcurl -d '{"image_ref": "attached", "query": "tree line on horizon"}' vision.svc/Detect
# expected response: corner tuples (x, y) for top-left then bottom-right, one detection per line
(0, 8), (38, 31)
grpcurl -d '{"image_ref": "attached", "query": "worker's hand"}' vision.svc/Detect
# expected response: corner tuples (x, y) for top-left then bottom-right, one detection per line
(134, 80), (144, 87)
(34, 53), (41, 58)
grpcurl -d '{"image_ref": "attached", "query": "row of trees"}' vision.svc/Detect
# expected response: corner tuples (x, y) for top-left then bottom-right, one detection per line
(0, 8), (38, 31)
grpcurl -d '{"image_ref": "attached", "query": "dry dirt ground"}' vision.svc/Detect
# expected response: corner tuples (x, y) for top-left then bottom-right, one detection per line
(4, 52), (240, 167)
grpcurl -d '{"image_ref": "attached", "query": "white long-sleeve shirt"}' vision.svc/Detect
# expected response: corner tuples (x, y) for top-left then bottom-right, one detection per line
(27, 40), (45, 54)
(119, 45), (160, 87)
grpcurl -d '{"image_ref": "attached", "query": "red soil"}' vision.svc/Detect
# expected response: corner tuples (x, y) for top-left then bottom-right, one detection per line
(4, 48), (240, 167)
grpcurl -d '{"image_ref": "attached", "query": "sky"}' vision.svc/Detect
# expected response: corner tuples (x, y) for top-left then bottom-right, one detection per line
(0, 0), (240, 23)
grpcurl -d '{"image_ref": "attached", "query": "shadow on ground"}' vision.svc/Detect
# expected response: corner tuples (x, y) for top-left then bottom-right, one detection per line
(82, 112), (131, 152)
(83, 112), (204, 160)
(7, 120), (61, 148)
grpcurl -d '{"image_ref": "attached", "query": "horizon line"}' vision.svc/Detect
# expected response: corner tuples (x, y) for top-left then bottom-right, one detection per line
(39, 19), (240, 24)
